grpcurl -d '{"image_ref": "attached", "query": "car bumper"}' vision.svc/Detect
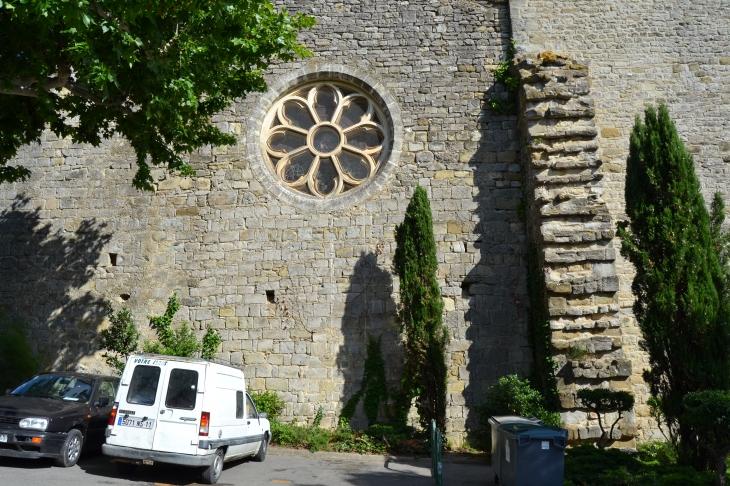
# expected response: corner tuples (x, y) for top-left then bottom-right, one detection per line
(102, 444), (215, 467)
(0, 428), (67, 459)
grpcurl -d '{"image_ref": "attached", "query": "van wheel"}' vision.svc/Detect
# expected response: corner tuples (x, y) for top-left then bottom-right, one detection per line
(253, 434), (268, 462)
(200, 448), (224, 484)
(54, 429), (83, 467)
(115, 462), (138, 475)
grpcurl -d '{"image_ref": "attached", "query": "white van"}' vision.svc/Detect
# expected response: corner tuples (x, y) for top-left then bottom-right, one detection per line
(102, 354), (270, 484)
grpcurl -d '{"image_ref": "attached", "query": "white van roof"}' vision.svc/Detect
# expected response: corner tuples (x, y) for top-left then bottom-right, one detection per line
(127, 354), (244, 374)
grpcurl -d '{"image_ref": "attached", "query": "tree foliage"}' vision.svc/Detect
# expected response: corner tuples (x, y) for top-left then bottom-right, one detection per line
(0, 310), (40, 392)
(98, 303), (140, 373)
(577, 388), (635, 449)
(99, 293), (221, 374)
(0, 0), (314, 188)
(683, 390), (730, 486)
(393, 186), (448, 432)
(617, 104), (730, 465)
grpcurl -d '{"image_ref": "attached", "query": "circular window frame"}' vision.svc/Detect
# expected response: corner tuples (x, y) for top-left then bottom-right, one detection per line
(246, 64), (403, 212)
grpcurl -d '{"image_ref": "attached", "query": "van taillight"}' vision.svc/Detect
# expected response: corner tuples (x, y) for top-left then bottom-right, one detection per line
(108, 402), (119, 426)
(199, 412), (210, 436)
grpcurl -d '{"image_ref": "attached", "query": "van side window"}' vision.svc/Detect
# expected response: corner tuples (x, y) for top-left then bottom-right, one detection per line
(236, 391), (244, 419)
(165, 369), (199, 410)
(127, 366), (161, 406)
(246, 393), (258, 420)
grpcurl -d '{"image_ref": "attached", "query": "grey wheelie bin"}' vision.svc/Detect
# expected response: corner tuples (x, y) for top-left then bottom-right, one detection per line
(488, 415), (568, 486)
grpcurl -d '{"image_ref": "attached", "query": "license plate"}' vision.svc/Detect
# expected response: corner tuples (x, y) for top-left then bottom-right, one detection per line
(117, 417), (154, 429)
(0, 435), (6, 442)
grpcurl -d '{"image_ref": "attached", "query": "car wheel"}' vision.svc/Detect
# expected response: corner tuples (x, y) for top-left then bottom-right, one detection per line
(115, 461), (138, 474)
(253, 433), (268, 462)
(200, 448), (224, 484)
(54, 429), (83, 467)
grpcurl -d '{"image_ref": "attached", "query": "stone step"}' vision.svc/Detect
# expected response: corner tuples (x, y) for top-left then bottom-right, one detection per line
(533, 139), (599, 154)
(543, 245), (616, 264)
(538, 195), (610, 217)
(534, 170), (603, 185)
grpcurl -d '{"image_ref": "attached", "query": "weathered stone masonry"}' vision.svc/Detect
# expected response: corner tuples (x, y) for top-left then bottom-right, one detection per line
(1, 0), (730, 445)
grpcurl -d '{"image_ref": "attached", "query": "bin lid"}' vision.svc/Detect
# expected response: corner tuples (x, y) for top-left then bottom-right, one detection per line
(489, 415), (568, 439)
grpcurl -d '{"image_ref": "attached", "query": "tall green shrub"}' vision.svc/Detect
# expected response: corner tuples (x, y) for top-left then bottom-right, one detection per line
(617, 104), (730, 466)
(393, 186), (449, 432)
(0, 310), (40, 391)
(99, 293), (222, 373)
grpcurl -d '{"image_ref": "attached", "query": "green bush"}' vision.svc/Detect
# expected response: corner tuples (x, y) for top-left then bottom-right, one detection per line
(637, 440), (677, 466)
(476, 374), (562, 428)
(99, 294), (222, 373)
(0, 311), (40, 392)
(564, 444), (713, 486)
(249, 390), (285, 421)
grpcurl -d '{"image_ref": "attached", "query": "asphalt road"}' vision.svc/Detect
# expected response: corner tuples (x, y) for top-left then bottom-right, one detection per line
(0, 449), (491, 486)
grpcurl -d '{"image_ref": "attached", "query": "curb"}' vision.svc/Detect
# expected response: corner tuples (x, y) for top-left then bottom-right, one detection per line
(268, 446), (490, 465)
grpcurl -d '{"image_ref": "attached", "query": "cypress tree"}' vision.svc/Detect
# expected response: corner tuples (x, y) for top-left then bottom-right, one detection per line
(617, 104), (730, 465)
(393, 186), (449, 432)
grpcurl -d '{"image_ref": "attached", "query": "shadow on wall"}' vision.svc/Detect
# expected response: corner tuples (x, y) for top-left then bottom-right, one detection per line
(0, 195), (112, 378)
(461, 82), (532, 440)
(335, 251), (400, 430)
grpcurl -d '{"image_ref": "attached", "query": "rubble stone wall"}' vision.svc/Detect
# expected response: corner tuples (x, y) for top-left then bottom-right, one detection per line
(509, 0), (730, 444)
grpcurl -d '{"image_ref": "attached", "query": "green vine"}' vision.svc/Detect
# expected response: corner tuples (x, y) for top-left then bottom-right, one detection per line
(488, 39), (519, 115)
(526, 245), (559, 408)
(340, 333), (389, 427)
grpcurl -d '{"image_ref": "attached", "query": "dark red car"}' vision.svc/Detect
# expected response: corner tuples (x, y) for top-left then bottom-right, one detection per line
(0, 372), (119, 467)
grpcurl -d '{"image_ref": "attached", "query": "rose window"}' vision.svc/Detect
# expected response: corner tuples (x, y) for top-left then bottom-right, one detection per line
(261, 82), (390, 198)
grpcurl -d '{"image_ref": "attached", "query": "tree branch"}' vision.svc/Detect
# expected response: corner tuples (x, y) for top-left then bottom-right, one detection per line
(66, 82), (133, 115)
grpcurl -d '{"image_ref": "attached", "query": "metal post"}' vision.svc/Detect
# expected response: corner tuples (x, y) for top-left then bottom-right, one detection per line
(430, 419), (442, 486)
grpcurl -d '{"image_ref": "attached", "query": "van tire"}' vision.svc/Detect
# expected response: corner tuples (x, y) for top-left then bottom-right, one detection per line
(54, 429), (83, 467)
(115, 462), (138, 475)
(200, 448), (224, 484)
(253, 434), (268, 462)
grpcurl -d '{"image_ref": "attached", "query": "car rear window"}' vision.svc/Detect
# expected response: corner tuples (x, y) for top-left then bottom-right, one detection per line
(127, 366), (161, 406)
(165, 369), (198, 410)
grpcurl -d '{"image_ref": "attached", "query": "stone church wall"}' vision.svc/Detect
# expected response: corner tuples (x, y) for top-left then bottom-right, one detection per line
(0, 0), (527, 443)
(2, 0), (729, 445)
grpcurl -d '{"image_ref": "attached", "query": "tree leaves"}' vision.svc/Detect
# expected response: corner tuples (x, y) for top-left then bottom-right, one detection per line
(0, 0), (315, 188)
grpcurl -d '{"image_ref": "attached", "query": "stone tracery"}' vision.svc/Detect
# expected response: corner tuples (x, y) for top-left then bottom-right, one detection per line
(261, 82), (389, 198)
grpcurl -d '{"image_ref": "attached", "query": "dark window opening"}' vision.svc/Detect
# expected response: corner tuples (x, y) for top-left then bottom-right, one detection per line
(127, 365), (161, 406)
(266, 290), (276, 304)
(165, 369), (199, 410)
(461, 281), (474, 297)
(236, 391), (244, 419)
(109, 253), (118, 266)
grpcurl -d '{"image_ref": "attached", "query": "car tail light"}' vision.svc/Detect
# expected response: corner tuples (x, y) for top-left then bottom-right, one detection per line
(108, 402), (119, 426)
(199, 412), (210, 436)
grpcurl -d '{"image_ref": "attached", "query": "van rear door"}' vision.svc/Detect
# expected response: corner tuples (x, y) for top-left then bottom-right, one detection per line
(151, 361), (206, 455)
(108, 360), (166, 450)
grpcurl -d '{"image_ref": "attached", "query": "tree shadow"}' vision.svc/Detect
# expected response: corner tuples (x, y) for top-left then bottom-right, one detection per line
(461, 79), (531, 443)
(0, 195), (112, 377)
(335, 251), (400, 430)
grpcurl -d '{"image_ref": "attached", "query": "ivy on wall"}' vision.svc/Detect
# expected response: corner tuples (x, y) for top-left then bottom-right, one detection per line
(488, 39), (519, 115)
(526, 244), (559, 408)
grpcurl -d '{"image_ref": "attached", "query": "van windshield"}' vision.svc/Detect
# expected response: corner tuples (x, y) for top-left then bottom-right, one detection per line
(127, 366), (161, 406)
(10, 375), (94, 402)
